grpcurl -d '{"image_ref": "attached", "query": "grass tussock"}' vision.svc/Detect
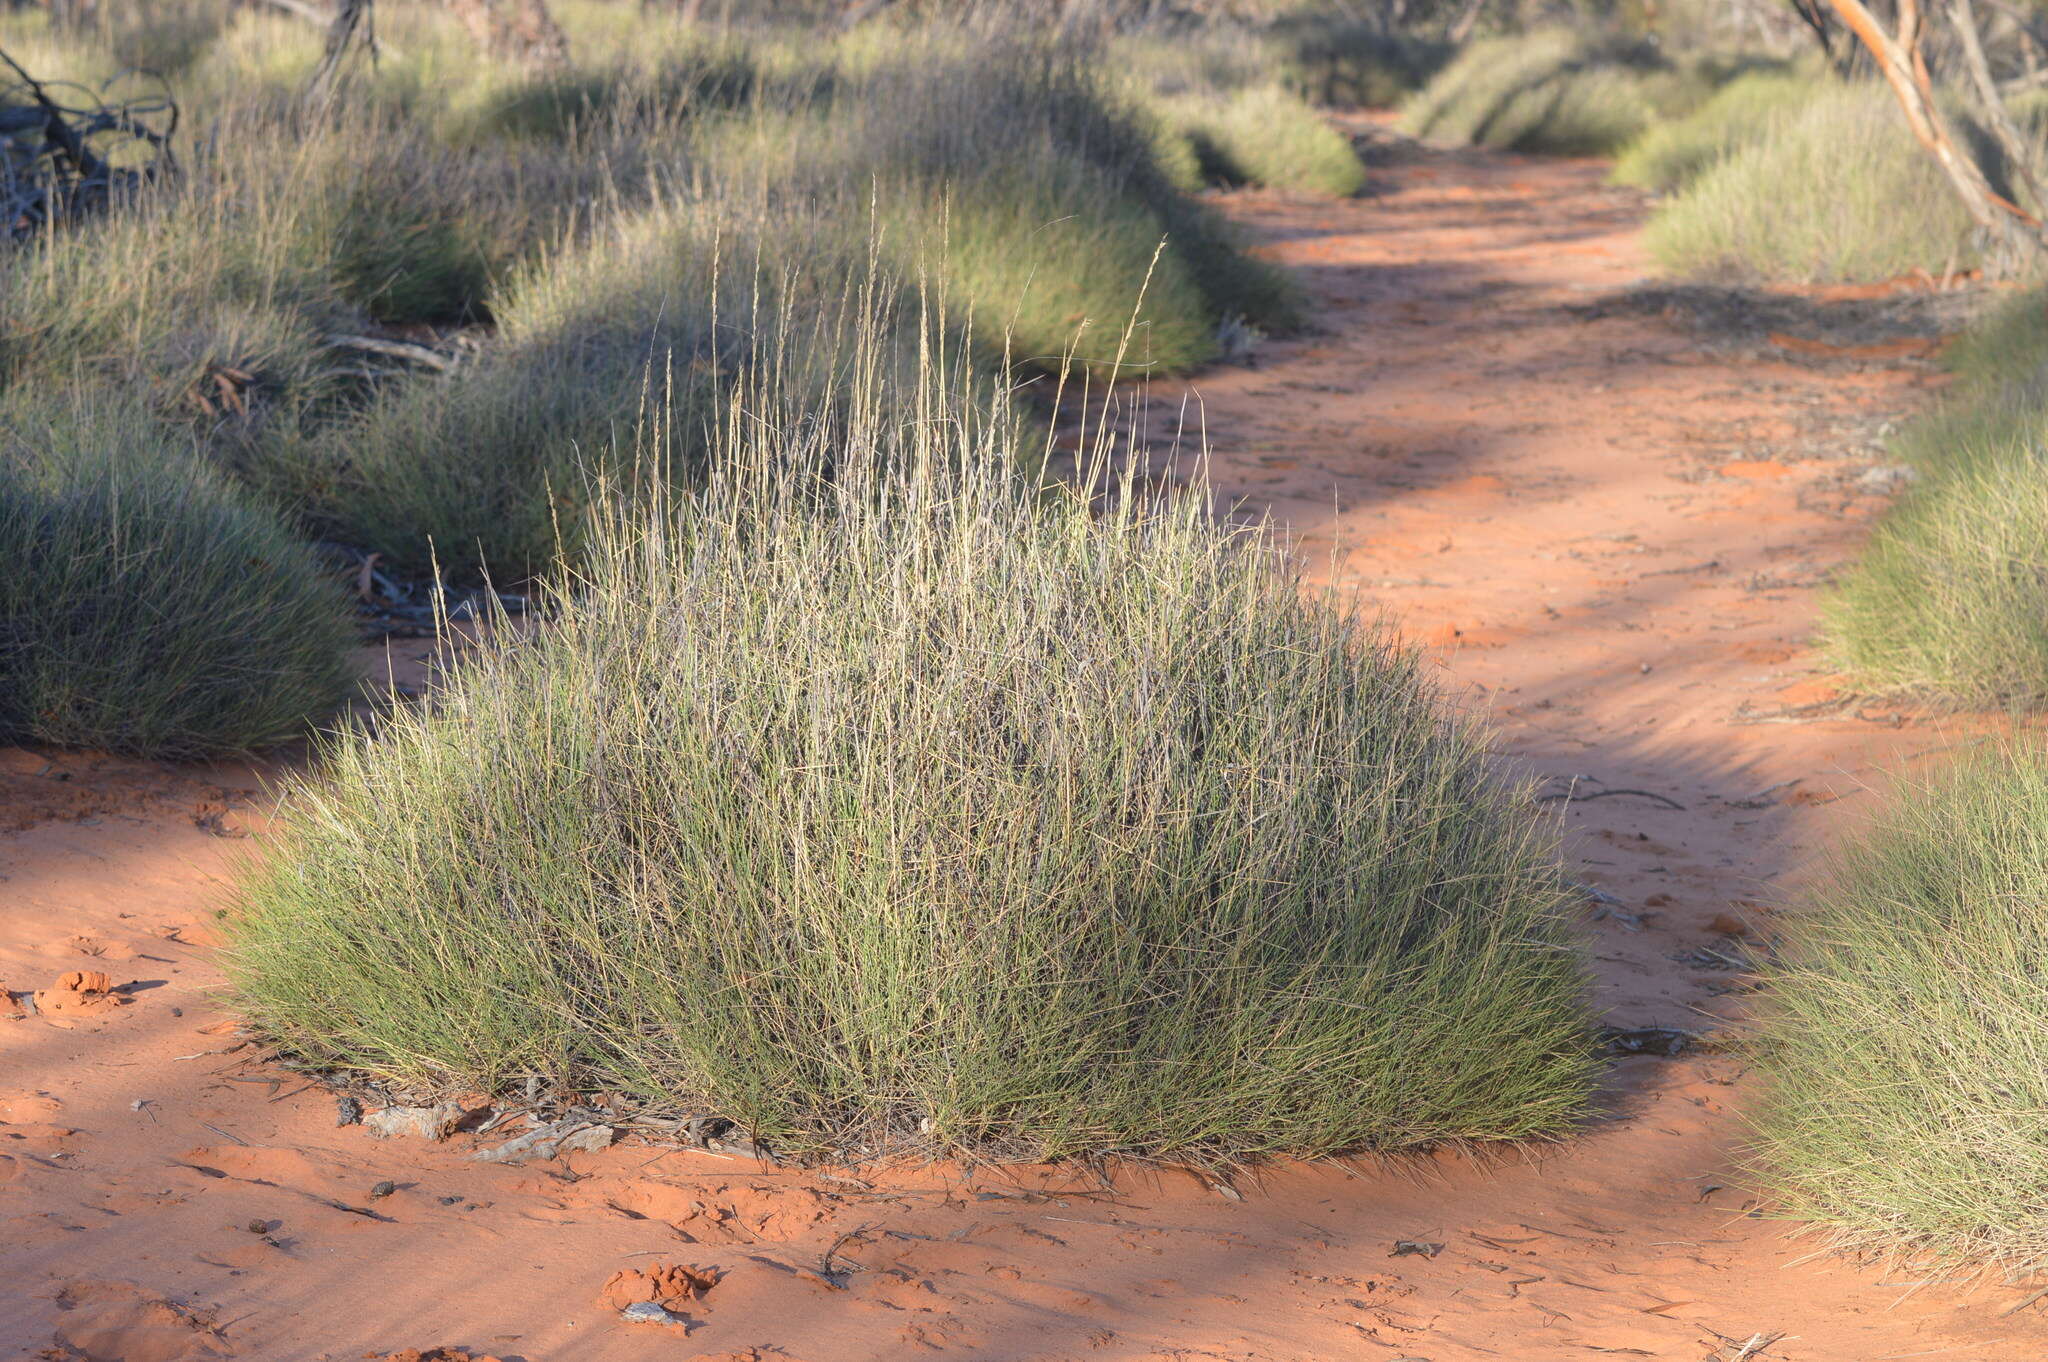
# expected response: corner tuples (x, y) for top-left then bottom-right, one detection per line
(1822, 291), (2048, 702)
(1610, 64), (1818, 191)
(224, 320), (1597, 1165)
(1751, 752), (2048, 1274)
(1642, 83), (1995, 282)
(1398, 31), (1667, 157)
(0, 395), (356, 758)
(1157, 83), (1368, 197)
(0, 2), (1330, 756)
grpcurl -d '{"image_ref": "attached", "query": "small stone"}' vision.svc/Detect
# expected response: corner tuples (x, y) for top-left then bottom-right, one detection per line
(618, 1301), (683, 1326)
(363, 1103), (464, 1141)
(1858, 464), (1919, 493)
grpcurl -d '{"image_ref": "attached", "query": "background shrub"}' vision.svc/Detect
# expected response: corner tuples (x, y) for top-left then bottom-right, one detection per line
(1266, 18), (1450, 108)
(0, 397), (357, 758)
(1751, 753), (2048, 1274)
(225, 337), (1596, 1164)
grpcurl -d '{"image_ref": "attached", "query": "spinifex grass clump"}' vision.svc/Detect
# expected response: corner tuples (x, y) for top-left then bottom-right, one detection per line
(1751, 753), (2048, 1273)
(1159, 84), (1368, 197)
(226, 333), (1596, 1164)
(1399, 30), (1666, 157)
(0, 397), (356, 757)
(1610, 65), (1820, 192)
(1643, 83), (1997, 282)
(1823, 291), (2048, 702)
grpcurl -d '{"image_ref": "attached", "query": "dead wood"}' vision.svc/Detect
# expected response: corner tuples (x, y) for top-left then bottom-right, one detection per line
(0, 47), (175, 242)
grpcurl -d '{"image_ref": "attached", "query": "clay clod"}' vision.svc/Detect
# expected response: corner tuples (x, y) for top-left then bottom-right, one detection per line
(597, 1262), (719, 1313)
(34, 970), (129, 1020)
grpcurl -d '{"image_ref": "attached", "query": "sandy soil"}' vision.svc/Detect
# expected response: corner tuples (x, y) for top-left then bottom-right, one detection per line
(7, 129), (2044, 1362)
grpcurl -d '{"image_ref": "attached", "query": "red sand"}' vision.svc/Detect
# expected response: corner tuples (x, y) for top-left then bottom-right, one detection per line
(7, 134), (2044, 1361)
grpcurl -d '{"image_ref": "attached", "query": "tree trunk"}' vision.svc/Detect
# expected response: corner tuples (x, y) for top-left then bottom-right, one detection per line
(447, 0), (569, 71)
(1823, 0), (2048, 269)
(1951, 0), (2047, 216)
(306, 0), (371, 113)
(1445, 0), (1487, 43)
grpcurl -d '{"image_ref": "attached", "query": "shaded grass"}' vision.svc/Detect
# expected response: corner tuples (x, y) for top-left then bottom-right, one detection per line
(286, 192), (898, 578)
(1751, 752), (2048, 1274)
(0, 394), (356, 758)
(1266, 19), (1450, 109)
(224, 310), (1598, 1165)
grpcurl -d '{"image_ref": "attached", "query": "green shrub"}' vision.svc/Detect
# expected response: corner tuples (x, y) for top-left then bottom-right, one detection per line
(1611, 67), (1824, 191)
(1159, 83), (1368, 196)
(0, 397), (356, 758)
(1752, 752), (2048, 1273)
(1399, 31), (1662, 157)
(224, 338), (1597, 1165)
(1644, 83), (1993, 282)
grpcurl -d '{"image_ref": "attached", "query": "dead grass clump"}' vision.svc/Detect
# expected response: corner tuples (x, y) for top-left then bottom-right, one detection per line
(1751, 752), (2048, 1274)
(224, 318), (1597, 1165)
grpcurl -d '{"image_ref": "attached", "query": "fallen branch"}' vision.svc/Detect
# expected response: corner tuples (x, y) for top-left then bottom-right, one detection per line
(325, 334), (459, 372)
(0, 47), (176, 241)
(1536, 788), (1687, 811)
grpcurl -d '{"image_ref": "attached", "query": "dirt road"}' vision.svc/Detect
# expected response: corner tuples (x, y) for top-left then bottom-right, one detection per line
(3, 130), (2039, 1362)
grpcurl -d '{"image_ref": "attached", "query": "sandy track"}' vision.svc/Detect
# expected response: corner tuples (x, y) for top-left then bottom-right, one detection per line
(5, 131), (2044, 1362)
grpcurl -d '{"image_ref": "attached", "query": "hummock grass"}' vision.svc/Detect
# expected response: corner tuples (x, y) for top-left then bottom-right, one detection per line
(699, 44), (1301, 371)
(1611, 66), (1820, 192)
(1159, 83), (1367, 196)
(1643, 83), (1989, 282)
(1399, 31), (1663, 157)
(0, 397), (356, 758)
(1822, 431), (2048, 703)
(224, 321), (1597, 1165)
(1751, 753), (2048, 1274)
(1823, 292), (2048, 702)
